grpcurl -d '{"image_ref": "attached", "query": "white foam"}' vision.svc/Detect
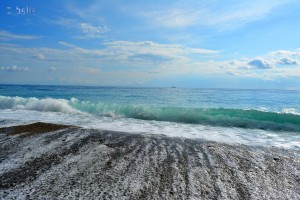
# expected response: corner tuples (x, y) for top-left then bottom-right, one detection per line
(282, 108), (300, 115)
(0, 96), (80, 114)
(0, 109), (299, 150)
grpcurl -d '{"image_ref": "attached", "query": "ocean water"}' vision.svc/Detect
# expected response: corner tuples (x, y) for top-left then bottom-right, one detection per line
(0, 84), (299, 149)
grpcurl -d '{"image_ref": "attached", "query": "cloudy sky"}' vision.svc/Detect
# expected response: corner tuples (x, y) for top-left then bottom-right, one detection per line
(0, 0), (300, 89)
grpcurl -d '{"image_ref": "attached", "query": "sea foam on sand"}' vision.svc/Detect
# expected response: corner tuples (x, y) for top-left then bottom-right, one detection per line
(0, 123), (299, 199)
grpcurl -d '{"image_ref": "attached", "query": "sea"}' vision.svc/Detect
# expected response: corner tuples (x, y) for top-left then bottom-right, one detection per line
(0, 84), (299, 150)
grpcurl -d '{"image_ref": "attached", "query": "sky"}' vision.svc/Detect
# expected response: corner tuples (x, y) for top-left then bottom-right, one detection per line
(0, 0), (300, 89)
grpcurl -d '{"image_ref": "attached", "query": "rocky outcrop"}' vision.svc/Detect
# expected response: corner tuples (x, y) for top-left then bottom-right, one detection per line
(0, 123), (299, 199)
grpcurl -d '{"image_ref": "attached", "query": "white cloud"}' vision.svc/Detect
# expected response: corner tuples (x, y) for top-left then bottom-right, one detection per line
(74, 23), (110, 39)
(133, 1), (287, 29)
(220, 48), (300, 80)
(30, 54), (46, 60)
(55, 40), (218, 67)
(269, 49), (300, 57)
(44, 17), (109, 39)
(102, 40), (218, 57)
(224, 48), (300, 71)
(248, 59), (273, 69)
(277, 57), (298, 65)
(58, 41), (77, 48)
(79, 23), (110, 34)
(223, 58), (274, 70)
(66, 3), (105, 22)
(0, 65), (29, 72)
(0, 30), (40, 41)
(1, 40), (300, 83)
(0, 40), (221, 82)
(142, 8), (202, 28)
(266, 49), (300, 66)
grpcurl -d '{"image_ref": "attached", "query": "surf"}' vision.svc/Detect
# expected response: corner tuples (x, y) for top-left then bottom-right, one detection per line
(0, 95), (300, 132)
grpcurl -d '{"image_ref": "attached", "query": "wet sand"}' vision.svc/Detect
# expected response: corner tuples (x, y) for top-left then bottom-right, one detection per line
(1, 122), (75, 136)
(0, 122), (299, 199)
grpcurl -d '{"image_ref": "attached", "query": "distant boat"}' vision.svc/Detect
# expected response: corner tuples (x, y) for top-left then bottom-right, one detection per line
(171, 86), (177, 88)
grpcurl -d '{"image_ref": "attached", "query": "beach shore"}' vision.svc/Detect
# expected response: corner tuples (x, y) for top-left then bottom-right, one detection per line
(0, 122), (299, 199)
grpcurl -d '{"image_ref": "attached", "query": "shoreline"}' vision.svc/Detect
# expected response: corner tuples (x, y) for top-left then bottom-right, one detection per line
(0, 122), (299, 199)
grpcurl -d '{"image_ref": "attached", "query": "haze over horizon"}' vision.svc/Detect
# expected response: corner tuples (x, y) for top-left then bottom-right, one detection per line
(1, 0), (300, 89)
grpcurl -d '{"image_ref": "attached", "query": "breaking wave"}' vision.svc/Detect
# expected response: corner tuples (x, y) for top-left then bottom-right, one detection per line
(0, 96), (80, 114)
(1, 95), (300, 132)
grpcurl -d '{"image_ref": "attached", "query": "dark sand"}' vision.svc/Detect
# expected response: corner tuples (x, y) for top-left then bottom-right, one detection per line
(0, 122), (75, 136)
(0, 122), (299, 199)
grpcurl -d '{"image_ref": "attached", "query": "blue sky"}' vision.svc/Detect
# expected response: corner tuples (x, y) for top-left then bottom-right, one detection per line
(0, 0), (300, 89)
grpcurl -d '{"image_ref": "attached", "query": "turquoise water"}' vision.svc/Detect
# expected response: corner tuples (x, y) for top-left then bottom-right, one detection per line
(1, 85), (299, 111)
(0, 84), (299, 149)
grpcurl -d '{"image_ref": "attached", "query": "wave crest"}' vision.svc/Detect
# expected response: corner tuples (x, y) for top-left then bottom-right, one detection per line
(1, 95), (300, 132)
(0, 96), (80, 114)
